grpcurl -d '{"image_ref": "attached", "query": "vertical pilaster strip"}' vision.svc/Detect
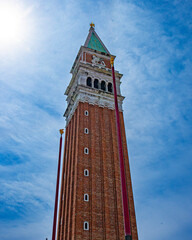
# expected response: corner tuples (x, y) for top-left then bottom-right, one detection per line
(63, 118), (73, 238)
(65, 116), (75, 238)
(60, 124), (70, 239)
(102, 107), (118, 238)
(75, 103), (84, 240)
(72, 106), (80, 239)
(91, 105), (105, 239)
(107, 108), (120, 239)
(88, 104), (92, 240)
(81, 102), (91, 240)
(68, 109), (77, 239)
(98, 108), (108, 239)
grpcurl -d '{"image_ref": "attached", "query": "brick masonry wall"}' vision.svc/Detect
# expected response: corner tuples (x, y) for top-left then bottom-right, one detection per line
(57, 102), (138, 240)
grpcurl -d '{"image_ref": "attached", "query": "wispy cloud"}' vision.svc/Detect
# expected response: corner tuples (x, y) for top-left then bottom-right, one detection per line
(0, 0), (191, 239)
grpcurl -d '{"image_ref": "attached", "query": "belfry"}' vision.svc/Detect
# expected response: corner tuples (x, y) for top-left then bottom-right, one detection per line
(56, 24), (138, 240)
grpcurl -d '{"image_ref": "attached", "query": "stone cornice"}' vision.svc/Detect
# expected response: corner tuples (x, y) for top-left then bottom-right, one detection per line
(64, 85), (124, 125)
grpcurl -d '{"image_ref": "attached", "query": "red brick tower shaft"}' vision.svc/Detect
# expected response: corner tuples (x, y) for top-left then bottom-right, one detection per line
(57, 24), (138, 240)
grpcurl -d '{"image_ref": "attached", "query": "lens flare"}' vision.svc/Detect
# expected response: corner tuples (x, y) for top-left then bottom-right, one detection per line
(0, 2), (28, 47)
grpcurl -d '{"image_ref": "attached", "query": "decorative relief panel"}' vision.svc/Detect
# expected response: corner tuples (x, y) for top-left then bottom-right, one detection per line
(91, 54), (106, 67)
(65, 90), (123, 125)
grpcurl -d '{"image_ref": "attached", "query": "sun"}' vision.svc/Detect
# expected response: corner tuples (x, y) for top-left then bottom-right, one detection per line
(0, 2), (27, 47)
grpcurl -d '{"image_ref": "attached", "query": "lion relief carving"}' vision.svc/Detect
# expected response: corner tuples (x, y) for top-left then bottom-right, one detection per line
(92, 54), (106, 67)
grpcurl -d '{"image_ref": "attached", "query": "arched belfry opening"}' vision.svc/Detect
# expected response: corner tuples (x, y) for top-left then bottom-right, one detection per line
(108, 82), (113, 93)
(101, 80), (106, 91)
(94, 79), (99, 89)
(86, 77), (92, 87)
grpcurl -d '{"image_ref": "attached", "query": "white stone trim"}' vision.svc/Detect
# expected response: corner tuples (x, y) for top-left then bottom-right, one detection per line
(64, 88), (124, 125)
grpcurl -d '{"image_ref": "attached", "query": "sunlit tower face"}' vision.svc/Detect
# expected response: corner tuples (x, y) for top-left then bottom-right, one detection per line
(0, 3), (27, 47)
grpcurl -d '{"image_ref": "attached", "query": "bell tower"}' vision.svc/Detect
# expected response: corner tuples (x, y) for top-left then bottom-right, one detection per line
(57, 24), (138, 240)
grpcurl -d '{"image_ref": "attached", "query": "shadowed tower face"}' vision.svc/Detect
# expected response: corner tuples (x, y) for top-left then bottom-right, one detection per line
(57, 25), (138, 240)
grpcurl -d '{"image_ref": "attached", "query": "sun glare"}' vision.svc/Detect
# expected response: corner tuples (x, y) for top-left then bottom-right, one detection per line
(0, 3), (28, 47)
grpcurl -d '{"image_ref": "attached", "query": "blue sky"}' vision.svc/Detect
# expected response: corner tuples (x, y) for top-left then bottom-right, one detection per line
(0, 0), (192, 239)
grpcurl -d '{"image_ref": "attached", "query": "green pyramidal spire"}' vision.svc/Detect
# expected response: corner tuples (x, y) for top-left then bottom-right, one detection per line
(84, 23), (110, 54)
(87, 32), (108, 53)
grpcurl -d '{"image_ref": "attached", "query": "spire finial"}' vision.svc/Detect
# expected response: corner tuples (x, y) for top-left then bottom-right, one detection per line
(90, 22), (95, 28)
